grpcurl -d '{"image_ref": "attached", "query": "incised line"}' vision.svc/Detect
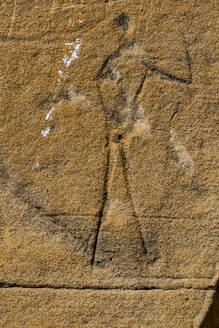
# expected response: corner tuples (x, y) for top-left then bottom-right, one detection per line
(0, 282), (216, 291)
(141, 61), (192, 84)
(120, 145), (147, 255)
(132, 71), (147, 104)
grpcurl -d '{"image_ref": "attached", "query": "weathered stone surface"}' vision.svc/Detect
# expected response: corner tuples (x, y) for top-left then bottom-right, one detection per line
(0, 288), (214, 328)
(0, 0), (218, 326)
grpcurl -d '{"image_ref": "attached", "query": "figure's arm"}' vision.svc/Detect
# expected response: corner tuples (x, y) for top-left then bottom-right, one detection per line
(141, 50), (192, 85)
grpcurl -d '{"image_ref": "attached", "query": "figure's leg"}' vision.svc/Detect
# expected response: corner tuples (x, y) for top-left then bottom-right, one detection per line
(120, 144), (147, 255)
(91, 145), (110, 265)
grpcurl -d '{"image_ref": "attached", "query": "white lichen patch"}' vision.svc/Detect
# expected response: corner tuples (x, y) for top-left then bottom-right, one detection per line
(41, 127), (50, 138)
(46, 107), (55, 120)
(63, 39), (81, 68)
(41, 35), (82, 138)
(169, 128), (194, 170)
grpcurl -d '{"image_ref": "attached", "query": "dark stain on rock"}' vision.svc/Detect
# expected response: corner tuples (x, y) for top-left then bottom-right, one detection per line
(113, 134), (123, 143)
(114, 13), (130, 31)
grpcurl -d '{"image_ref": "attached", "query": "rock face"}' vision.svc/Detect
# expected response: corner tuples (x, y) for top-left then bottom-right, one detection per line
(0, 0), (218, 327)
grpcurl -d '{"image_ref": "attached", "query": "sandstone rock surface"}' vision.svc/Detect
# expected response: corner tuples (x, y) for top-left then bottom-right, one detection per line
(0, 0), (218, 327)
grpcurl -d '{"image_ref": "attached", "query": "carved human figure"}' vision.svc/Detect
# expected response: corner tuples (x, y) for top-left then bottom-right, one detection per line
(91, 40), (192, 265)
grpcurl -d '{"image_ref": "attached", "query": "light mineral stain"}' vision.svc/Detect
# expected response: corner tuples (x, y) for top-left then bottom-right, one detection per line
(169, 128), (194, 169)
(41, 35), (82, 138)
(63, 39), (81, 68)
(41, 127), (51, 138)
(46, 107), (55, 120)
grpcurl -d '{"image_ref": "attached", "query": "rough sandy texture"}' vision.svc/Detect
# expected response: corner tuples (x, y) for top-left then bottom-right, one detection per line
(0, 288), (214, 328)
(0, 0), (218, 326)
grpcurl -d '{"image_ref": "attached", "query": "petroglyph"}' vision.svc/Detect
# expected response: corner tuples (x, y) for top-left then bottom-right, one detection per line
(0, 3), (218, 326)
(91, 39), (194, 265)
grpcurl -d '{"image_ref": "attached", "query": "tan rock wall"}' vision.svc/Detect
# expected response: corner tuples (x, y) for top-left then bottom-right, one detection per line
(0, 0), (218, 326)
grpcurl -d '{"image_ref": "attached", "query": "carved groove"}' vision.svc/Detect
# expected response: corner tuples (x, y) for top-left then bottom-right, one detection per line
(0, 282), (214, 291)
(132, 71), (147, 104)
(142, 61), (192, 84)
(120, 146), (147, 255)
(96, 50), (120, 80)
(91, 149), (110, 266)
